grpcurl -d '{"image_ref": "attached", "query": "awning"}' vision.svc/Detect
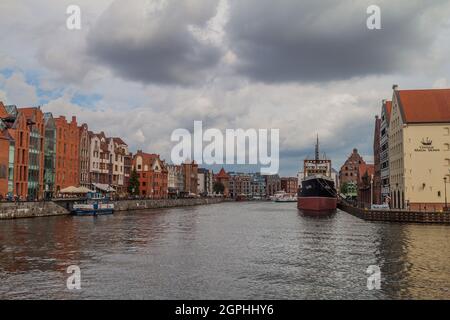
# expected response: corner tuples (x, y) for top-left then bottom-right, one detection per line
(60, 186), (80, 194)
(60, 186), (95, 194)
(92, 183), (116, 193)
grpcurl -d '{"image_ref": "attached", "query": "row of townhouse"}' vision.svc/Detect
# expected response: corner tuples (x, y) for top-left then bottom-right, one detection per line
(213, 169), (298, 199)
(0, 102), (132, 200)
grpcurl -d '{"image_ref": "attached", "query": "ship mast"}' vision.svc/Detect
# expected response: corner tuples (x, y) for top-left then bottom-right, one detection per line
(315, 134), (319, 161)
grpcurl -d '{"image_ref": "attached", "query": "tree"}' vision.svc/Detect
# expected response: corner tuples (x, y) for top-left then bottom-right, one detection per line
(213, 181), (225, 194)
(128, 169), (140, 196)
(341, 182), (349, 194)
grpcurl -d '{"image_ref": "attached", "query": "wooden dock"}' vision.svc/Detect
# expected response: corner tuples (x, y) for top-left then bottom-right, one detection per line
(338, 203), (450, 224)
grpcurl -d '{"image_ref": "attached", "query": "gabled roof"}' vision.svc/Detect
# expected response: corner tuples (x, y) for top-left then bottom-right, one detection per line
(396, 88), (450, 123)
(358, 163), (374, 180)
(0, 102), (8, 118)
(215, 168), (230, 179)
(112, 137), (127, 146)
(382, 100), (392, 121)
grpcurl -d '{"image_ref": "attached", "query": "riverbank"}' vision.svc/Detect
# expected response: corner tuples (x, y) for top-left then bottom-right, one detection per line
(338, 203), (450, 224)
(0, 198), (224, 220)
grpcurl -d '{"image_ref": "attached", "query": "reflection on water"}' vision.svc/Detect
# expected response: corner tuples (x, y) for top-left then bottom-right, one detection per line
(0, 202), (449, 299)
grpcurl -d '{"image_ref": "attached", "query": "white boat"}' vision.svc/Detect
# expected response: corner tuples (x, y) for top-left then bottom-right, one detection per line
(275, 195), (297, 202)
(72, 192), (114, 216)
(270, 191), (297, 202)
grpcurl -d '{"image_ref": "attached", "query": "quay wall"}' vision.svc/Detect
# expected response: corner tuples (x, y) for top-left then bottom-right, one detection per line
(338, 203), (450, 224)
(113, 198), (223, 212)
(0, 198), (224, 220)
(0, 201), (69, 220)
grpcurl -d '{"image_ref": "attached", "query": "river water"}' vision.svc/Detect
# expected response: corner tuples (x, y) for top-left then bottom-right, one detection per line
(0, 202), (449, 299)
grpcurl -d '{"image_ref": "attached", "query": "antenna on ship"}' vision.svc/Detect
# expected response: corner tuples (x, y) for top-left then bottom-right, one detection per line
(315, 134), (319, 161)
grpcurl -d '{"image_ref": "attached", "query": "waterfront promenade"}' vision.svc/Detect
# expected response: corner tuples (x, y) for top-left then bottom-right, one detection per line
(338, 203), (450, 224)
(0, 198), (223, 220)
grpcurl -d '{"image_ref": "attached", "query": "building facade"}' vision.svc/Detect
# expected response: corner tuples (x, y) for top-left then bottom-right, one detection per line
(281, 177), (298, 195)
(167, 164), (184, 197)
(373, 115), (382, 204)
(357, 164), (375, 209)
(0, 118), (13, 199)
(389, 86), (450, 211)
(55, 116), (79, 192)
(133, 151), (168, 199)
(251, 173), (266, 198)
(21, 108), (45, 200)
(214, 168), (230, 197)
(182, 161), (198, 195)
(339, 148), (366, 189)
(197, 168), (213, 196)
(229, 173), (252, 199)
(43, 113), (56, 199)
(380, 100), (392, 204)
(264, 174), (281, 197)
(108, 137), (129, 195)
(79, 124), (90, 189)
(89, 132), (110, 185)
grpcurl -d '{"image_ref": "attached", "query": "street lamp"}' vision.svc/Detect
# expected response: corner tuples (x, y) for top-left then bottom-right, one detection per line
(444, 177), (448, 212)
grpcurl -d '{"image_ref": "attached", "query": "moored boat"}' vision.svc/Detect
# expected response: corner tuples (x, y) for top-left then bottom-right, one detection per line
(72, 192), (114, 216)
(298, 137), (337, 213)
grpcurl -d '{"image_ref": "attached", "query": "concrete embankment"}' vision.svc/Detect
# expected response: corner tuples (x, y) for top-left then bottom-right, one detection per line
(113, 198), (223, 212)
(338, 203), (450, 224)
(0, 198), (224, 220)
(0, 201), (69, 220)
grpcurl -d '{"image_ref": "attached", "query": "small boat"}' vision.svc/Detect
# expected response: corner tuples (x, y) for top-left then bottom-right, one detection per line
(275, 194), (297, 202)
(71, 192), (114, 216)
(270, 191), (296, 202)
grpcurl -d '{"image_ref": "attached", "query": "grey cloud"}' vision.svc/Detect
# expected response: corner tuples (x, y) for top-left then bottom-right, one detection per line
(87, 0), (223, 86)
(226, 0), (450, 83)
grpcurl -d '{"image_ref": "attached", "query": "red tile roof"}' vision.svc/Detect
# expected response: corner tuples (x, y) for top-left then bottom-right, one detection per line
(397, 89), (450, 123)
(215, 168), (230, 179)
(358, 163), (374, 181)
(385, 101), (392, 120)
(0, 102), (8, 118)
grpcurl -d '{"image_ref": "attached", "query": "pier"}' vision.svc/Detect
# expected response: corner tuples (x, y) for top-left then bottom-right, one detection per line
(338, 202), (450, 224)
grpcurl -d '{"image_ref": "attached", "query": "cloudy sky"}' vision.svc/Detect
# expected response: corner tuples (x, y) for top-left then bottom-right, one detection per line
(1, 0), (450, 175)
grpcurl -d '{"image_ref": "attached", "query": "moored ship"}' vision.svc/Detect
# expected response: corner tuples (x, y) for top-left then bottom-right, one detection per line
(298, 137), (337, 213)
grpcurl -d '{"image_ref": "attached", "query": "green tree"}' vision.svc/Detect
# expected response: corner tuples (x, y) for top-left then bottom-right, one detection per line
(213, 181), (225, 194)
(341, 182), (349, 194)
(128, 169), (140, 196)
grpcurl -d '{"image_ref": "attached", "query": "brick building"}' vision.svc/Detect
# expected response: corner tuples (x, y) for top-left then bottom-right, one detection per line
(0, 118), (13, 199)
(265, 174), (281, 197)
(357, 163), (375, 208)
(214, 168), (230, 197)
(281, 177), (298, 195)
(55, 116), (80, 192)
(339, 148), (367, 189)
(182, 160), (198, 195)
(133, 151), (168, 199)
